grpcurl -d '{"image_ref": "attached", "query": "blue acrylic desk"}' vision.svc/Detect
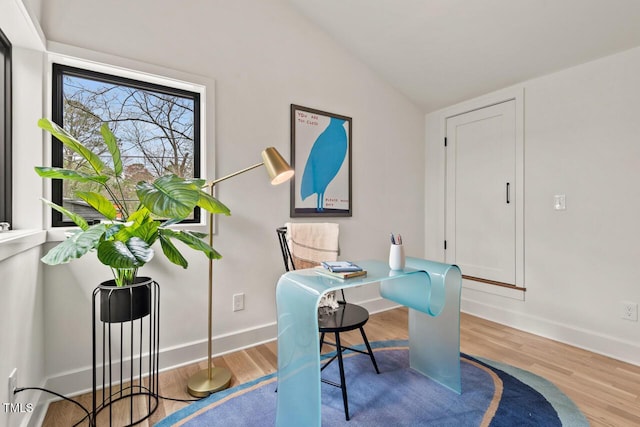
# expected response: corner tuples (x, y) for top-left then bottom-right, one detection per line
(275, 257), (462, 427)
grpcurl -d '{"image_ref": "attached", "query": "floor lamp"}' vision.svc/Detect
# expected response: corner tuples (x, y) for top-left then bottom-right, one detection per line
(187, 147), (294, 397)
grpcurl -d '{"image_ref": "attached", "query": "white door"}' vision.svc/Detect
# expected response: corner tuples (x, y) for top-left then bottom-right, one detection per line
(445, 100), (516, 285)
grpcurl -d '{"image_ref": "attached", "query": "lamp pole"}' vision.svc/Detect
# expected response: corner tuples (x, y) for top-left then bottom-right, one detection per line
(186, 181), (233, 397)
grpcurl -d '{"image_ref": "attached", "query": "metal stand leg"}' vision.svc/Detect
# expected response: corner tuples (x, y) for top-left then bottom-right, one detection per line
(334, 332), (350, 421)
(359, 327), (380, 374)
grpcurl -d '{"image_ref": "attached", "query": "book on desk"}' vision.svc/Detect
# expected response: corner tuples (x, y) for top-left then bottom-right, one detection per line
(316, 261), (367, 279)
(320, 261), (362, 272)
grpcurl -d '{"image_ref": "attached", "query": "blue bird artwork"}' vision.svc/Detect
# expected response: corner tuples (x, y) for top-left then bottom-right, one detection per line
(300, 117), (348, 211)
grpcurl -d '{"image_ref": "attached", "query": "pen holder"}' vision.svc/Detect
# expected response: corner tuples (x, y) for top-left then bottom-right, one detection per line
(389, 244), (405, 271)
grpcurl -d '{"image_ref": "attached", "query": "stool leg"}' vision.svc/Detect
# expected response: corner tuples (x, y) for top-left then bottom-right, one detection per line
(319, 332), (326, 352)
(334, 332), (350, 421)
(360, 327), (380, 374)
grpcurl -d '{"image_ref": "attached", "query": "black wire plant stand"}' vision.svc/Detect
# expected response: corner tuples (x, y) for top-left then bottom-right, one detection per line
(92, 278), (160, 426)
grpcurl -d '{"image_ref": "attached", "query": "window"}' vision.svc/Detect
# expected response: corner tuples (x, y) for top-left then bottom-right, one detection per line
(0, 28), (11, 226)
(51, 63), (201, 226)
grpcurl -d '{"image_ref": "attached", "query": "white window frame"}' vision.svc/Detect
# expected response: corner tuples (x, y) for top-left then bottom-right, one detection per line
(44, 43), (214, 238)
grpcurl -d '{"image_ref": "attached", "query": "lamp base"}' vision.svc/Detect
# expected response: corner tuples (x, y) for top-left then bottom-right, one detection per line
(187, 366), (232, 397)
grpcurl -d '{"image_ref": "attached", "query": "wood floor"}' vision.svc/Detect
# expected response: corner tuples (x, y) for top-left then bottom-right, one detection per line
(43, 308), (640, 426)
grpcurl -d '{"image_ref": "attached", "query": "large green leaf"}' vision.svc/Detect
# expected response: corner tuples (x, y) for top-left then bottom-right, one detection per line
(159, 228), (221, 260)
(197, 190), (231, 216)
(158, 234), (188, 268)
(127, 207), (152, 226)
(76, 191), (117, 220)
(108, 213), (158, 244)
(101, 123), (122, 178)
(136, 174), (201, 219)
(97, 237), (154, 268)
(41, 225), (107, 265)
(104, 223), (124, 239)
(41, 198), (90, 230)
(129, 221), (160, 245)
(38, 118), (105, 174)
(112, 226), (138, 245)
(185, 230), (208, 239)
(188, 178), (207, 188)
(34, 167), (110, 185)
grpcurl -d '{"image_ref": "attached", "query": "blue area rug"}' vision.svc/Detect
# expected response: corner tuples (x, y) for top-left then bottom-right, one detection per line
(156, 340), (588, 426)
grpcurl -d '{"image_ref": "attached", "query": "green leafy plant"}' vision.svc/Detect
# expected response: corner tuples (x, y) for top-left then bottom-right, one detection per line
(35, 118), (230, 286)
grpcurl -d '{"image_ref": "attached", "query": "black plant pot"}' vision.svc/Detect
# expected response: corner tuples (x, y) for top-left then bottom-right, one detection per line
(99, 277), (152, 323)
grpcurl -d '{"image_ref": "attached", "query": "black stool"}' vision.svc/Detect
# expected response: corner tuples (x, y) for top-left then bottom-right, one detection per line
(318, 302), (380, 421)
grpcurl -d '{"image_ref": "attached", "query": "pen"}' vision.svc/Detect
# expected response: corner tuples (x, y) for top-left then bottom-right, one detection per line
(397, 234), (402, 245)
(390, 233), (396, 245)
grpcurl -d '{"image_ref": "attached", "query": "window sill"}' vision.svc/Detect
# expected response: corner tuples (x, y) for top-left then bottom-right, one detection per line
(0, 230), (47, 262)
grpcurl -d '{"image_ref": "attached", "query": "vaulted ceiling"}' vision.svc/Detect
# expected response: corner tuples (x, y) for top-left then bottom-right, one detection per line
(290, 0), (640, 112)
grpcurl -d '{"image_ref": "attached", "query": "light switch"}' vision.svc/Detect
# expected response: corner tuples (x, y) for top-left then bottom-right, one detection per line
(554, 195), (566, 210)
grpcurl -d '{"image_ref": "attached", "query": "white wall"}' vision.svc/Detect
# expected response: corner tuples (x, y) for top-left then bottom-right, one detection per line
(0, 1), (47, 426)
(35, 0), (425, 394)
(0, 245), (45, 427)
(426, 46), (640, 365)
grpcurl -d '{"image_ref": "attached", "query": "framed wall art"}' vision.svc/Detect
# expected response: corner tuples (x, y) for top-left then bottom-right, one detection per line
(290, 104), (352, 217)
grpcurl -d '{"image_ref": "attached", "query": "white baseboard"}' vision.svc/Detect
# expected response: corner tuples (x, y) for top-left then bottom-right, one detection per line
(462, 298), (640, 366)
(44, 321), (279, 398)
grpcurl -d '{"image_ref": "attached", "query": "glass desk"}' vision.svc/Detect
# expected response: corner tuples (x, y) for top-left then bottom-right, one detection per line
(275, 257), (462, 427)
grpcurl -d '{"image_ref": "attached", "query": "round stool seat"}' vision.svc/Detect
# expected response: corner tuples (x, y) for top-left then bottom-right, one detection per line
(318, 302), (369, 333)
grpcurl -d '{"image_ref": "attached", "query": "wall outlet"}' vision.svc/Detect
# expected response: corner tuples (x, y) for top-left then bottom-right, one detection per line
(8, 368), (17, 404)
(233, 293), (245, 312)
(621, 301), (638, 321)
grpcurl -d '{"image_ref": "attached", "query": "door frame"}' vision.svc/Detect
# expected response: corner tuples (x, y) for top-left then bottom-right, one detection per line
(441, 87), (525, 299)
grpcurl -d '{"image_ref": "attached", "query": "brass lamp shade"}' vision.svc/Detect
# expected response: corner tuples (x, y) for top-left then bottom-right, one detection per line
(262, 147), (294, 185)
